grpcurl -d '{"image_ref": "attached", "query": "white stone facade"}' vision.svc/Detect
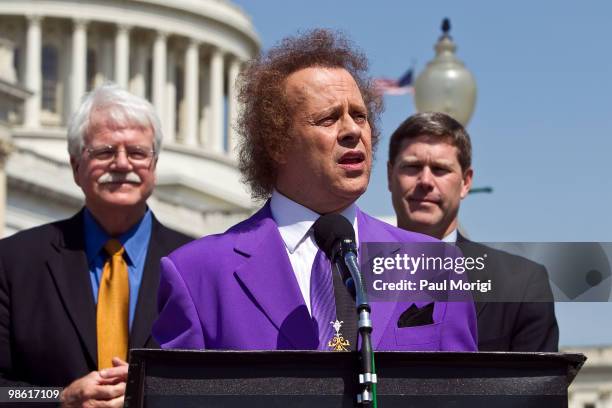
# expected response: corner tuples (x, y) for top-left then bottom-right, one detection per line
(565, 346), (612, 408)
(0, 0), (260, 237)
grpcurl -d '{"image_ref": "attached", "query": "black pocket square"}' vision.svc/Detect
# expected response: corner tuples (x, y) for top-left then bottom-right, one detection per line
(397, 303), (435, 328)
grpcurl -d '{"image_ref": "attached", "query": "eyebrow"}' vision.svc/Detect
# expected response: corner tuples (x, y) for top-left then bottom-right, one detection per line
(399, 156), (455, 168)
(316, 105), (342, 117)
(349, 101), (367, 113)
(306, 105), (342, 123)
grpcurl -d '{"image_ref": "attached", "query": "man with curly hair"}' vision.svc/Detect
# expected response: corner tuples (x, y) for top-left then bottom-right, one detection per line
(153, 30), (477, 351)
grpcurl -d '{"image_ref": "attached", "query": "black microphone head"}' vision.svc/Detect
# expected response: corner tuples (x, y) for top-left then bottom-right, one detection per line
(312, 214), (355, 259)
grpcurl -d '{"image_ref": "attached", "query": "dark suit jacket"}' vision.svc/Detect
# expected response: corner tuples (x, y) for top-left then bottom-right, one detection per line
(0, 210), (191, 386)
(457, 232), (559, 351)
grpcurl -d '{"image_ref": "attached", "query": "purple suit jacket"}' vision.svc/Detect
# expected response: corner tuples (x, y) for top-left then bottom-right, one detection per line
(153, 204), (477, 351)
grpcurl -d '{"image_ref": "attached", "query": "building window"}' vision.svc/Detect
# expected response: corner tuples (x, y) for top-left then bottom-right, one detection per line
(42, 45), (58, 112)
(146, 58), (152, 101)
(87, 49), (97, 91)
(175, 66), (183, 133)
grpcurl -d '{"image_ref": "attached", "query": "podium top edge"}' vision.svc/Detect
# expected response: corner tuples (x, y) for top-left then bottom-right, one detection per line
(128, 349), (587, 386)
(130, 348), (586, 365)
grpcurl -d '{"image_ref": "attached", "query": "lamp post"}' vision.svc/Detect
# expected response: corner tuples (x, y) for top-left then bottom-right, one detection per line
(414, 18), (477, 126)
(415, 18), (489, 197)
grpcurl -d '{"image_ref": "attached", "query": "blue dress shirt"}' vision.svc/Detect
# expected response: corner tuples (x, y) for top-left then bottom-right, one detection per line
(84, 208), (152, 330)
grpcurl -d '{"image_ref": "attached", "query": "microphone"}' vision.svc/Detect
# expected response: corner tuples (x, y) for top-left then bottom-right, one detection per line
(312, 214), (376, 405)
(312, 214), (369, 313)
(312, 214), (357, 295)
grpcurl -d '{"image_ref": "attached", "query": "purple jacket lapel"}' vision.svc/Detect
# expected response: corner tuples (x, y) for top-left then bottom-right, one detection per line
(233, 203), (318, 349)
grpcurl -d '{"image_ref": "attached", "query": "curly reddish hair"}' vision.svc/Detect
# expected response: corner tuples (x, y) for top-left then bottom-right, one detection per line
(236, 29), (383, 200)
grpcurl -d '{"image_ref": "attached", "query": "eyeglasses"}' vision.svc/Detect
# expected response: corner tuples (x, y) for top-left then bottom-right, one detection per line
(85, 145), (156, 167)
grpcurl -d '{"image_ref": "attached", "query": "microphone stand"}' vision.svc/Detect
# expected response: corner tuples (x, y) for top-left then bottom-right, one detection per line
(339, 240), (377, 407)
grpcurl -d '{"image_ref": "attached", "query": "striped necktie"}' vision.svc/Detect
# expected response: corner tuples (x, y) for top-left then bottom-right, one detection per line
(310, 248), (337, 350)
(96, 238), (129, 369)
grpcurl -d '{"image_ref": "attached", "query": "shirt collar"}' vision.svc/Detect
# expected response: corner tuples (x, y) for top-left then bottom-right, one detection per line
(443, 228), (458, 244)
(270, 189), (358, 253)
(83, 207), (152, 265)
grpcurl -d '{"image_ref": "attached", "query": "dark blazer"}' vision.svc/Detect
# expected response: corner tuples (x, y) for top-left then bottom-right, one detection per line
(457, 232), (559, 351)
(0, 210), (191, 386)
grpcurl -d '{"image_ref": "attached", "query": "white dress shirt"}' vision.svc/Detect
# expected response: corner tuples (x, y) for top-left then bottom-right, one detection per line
(270, 190), (358, 315)
(443, 228), (458, 244)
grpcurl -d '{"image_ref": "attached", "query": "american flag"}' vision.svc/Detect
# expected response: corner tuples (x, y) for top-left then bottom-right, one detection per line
(373, 68), (414, 95)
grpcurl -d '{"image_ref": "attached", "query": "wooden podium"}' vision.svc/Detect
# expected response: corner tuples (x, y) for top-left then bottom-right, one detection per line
(124, 349), (585, 408)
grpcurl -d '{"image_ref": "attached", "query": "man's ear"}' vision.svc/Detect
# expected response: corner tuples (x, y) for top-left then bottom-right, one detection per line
(270, 152), (285, 165)
(460, 167), (473, 199)
(269, 144), (287, 165)
(70, 156), (81, 186)
(152, 158), (158, 184)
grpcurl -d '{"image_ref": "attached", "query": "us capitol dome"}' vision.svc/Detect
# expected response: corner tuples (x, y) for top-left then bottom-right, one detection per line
(0, 0), (260, 237)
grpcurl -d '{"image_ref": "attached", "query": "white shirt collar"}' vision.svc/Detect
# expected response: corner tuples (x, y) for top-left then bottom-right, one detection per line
(443, 228), (458, 244)
(270, 189), (358, 253)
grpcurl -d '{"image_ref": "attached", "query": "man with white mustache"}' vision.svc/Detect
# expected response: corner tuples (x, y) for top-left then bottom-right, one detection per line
(0, 83), (191, 407)
(97, 171), (142, 184)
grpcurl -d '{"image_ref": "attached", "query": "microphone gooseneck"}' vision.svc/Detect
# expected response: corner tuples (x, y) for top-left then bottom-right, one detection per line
(312, 214), (377, 406)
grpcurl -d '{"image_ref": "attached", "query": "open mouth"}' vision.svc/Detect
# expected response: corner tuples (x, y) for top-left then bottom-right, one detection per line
(338, 151), (366, 166)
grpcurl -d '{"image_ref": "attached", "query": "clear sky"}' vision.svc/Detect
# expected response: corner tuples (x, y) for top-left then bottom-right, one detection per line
(233, 0), (612, 347)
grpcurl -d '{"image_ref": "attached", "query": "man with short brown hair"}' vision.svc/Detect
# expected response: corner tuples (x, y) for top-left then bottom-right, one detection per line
(387, 111), (558, 351)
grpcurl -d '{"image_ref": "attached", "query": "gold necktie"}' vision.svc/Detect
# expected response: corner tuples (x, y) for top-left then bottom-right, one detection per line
(96, 238), (129, 370)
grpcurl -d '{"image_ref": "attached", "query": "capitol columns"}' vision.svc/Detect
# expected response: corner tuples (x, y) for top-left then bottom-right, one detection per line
(70, 18), (88, 115)
(183, 39), (200, 146)
(114, 24), (131, 89)
(227, 56), (241, 157)
(152, 31), (167, 123)
(24, 14), (42, 129)
(209, 46), (224, 154)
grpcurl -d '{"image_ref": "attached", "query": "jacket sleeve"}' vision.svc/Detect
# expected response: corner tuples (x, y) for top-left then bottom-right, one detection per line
(152, 256), (206, 350)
